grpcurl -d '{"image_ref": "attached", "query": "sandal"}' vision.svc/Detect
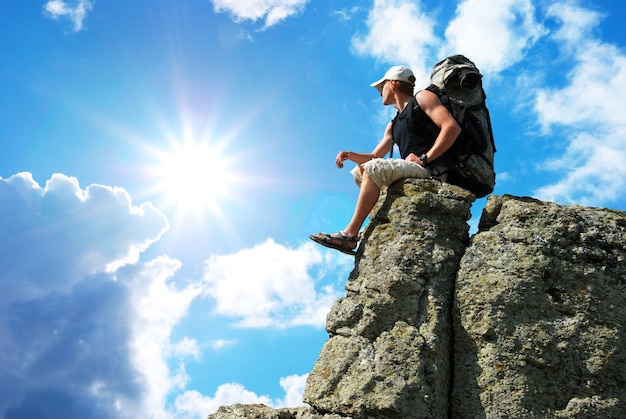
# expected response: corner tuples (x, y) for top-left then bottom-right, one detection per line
(310, 231), (359, 256)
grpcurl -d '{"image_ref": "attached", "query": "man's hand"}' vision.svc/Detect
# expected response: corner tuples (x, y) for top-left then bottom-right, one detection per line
(336, 151), (351, 168)
(405, 153), (425, 166)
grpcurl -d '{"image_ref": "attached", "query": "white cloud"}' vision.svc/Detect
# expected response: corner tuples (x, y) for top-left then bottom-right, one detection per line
(175, 384), (272, 418)
(211, 339), (236, 350)
(276, 374), (308, 407)
(535, 42), (626, 129)
(532, 3), (626, 205)
(43, 0), (94, 32)
(351, 0), (546, 83)
(351, 0), (440, 85)
(0, 172), (206, 418)
(332, 6), (363, 23)
(444, 0), (547, 73)
(546, 1), (603, 45)
(212, 0), (309, 28)
(173, 337), (202, 359)
(534, 131), (626, 205)
(121, 257), (203, 418)
(174, 374), (308, 417)
(202, 239), (346, 328)
(0, 172), (168, 297)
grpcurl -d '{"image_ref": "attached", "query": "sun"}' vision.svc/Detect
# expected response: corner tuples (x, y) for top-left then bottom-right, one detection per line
(149, 137), (237, 219)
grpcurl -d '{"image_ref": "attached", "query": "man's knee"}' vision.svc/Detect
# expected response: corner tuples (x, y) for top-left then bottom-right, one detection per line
(350, 165), (364, 188)
(361, 170), (381, 191)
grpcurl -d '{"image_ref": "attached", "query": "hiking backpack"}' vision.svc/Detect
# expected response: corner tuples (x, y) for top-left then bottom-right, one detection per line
(428, 55), (496, 198)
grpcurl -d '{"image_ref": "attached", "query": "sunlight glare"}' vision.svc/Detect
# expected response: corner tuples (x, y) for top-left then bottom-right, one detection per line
(154, 138), (235, 219)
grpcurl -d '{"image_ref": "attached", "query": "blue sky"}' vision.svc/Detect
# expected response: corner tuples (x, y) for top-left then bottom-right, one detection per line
(1, 0), (625, 417)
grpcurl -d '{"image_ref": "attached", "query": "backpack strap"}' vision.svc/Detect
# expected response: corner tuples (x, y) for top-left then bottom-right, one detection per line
(388, 95), (421, 159)
(389, 113), (398, 159)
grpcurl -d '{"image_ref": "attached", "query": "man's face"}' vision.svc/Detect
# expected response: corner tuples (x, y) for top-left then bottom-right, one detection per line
(381, 79), (394, 105)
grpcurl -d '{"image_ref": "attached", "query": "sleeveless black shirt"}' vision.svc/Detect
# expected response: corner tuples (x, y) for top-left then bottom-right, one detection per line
(391, 96), (454, 174)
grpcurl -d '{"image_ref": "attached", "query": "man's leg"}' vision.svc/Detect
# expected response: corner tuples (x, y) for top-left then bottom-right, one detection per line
(310, 159), (428, 253)
(309, 170), (379, 253)
(350, 165), (363, 187)
(343, 171), (380, 237)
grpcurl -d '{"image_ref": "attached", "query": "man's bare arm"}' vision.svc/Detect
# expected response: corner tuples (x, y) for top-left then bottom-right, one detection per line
(335, 121), (394, 168)
(412, 89), (461, 165)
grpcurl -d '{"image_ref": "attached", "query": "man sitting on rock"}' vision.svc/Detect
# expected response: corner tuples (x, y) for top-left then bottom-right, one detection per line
(310, 65), (461, 255)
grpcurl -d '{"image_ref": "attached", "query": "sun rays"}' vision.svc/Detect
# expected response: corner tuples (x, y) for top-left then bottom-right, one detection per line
(159, 139), (228, 212)
(143, 130), (243, 226)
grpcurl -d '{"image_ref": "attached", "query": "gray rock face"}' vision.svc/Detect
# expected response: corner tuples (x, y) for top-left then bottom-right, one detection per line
(208, 183), (626, 419)
(452, 195), (626, 418)
(303, 179), (474, 418)
(207, 404), (343, 418)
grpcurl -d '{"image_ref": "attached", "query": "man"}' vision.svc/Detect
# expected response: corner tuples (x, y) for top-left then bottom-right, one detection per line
(310, 65), (461, 255)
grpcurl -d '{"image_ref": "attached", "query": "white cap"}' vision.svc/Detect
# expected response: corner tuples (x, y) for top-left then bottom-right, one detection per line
(370, 65), (415, 92)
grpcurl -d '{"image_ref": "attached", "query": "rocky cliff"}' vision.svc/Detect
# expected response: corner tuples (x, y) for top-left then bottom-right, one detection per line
(208, 179), (626, 419)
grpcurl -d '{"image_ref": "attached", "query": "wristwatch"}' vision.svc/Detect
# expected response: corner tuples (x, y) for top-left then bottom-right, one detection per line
(419, 153), (429, 167)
